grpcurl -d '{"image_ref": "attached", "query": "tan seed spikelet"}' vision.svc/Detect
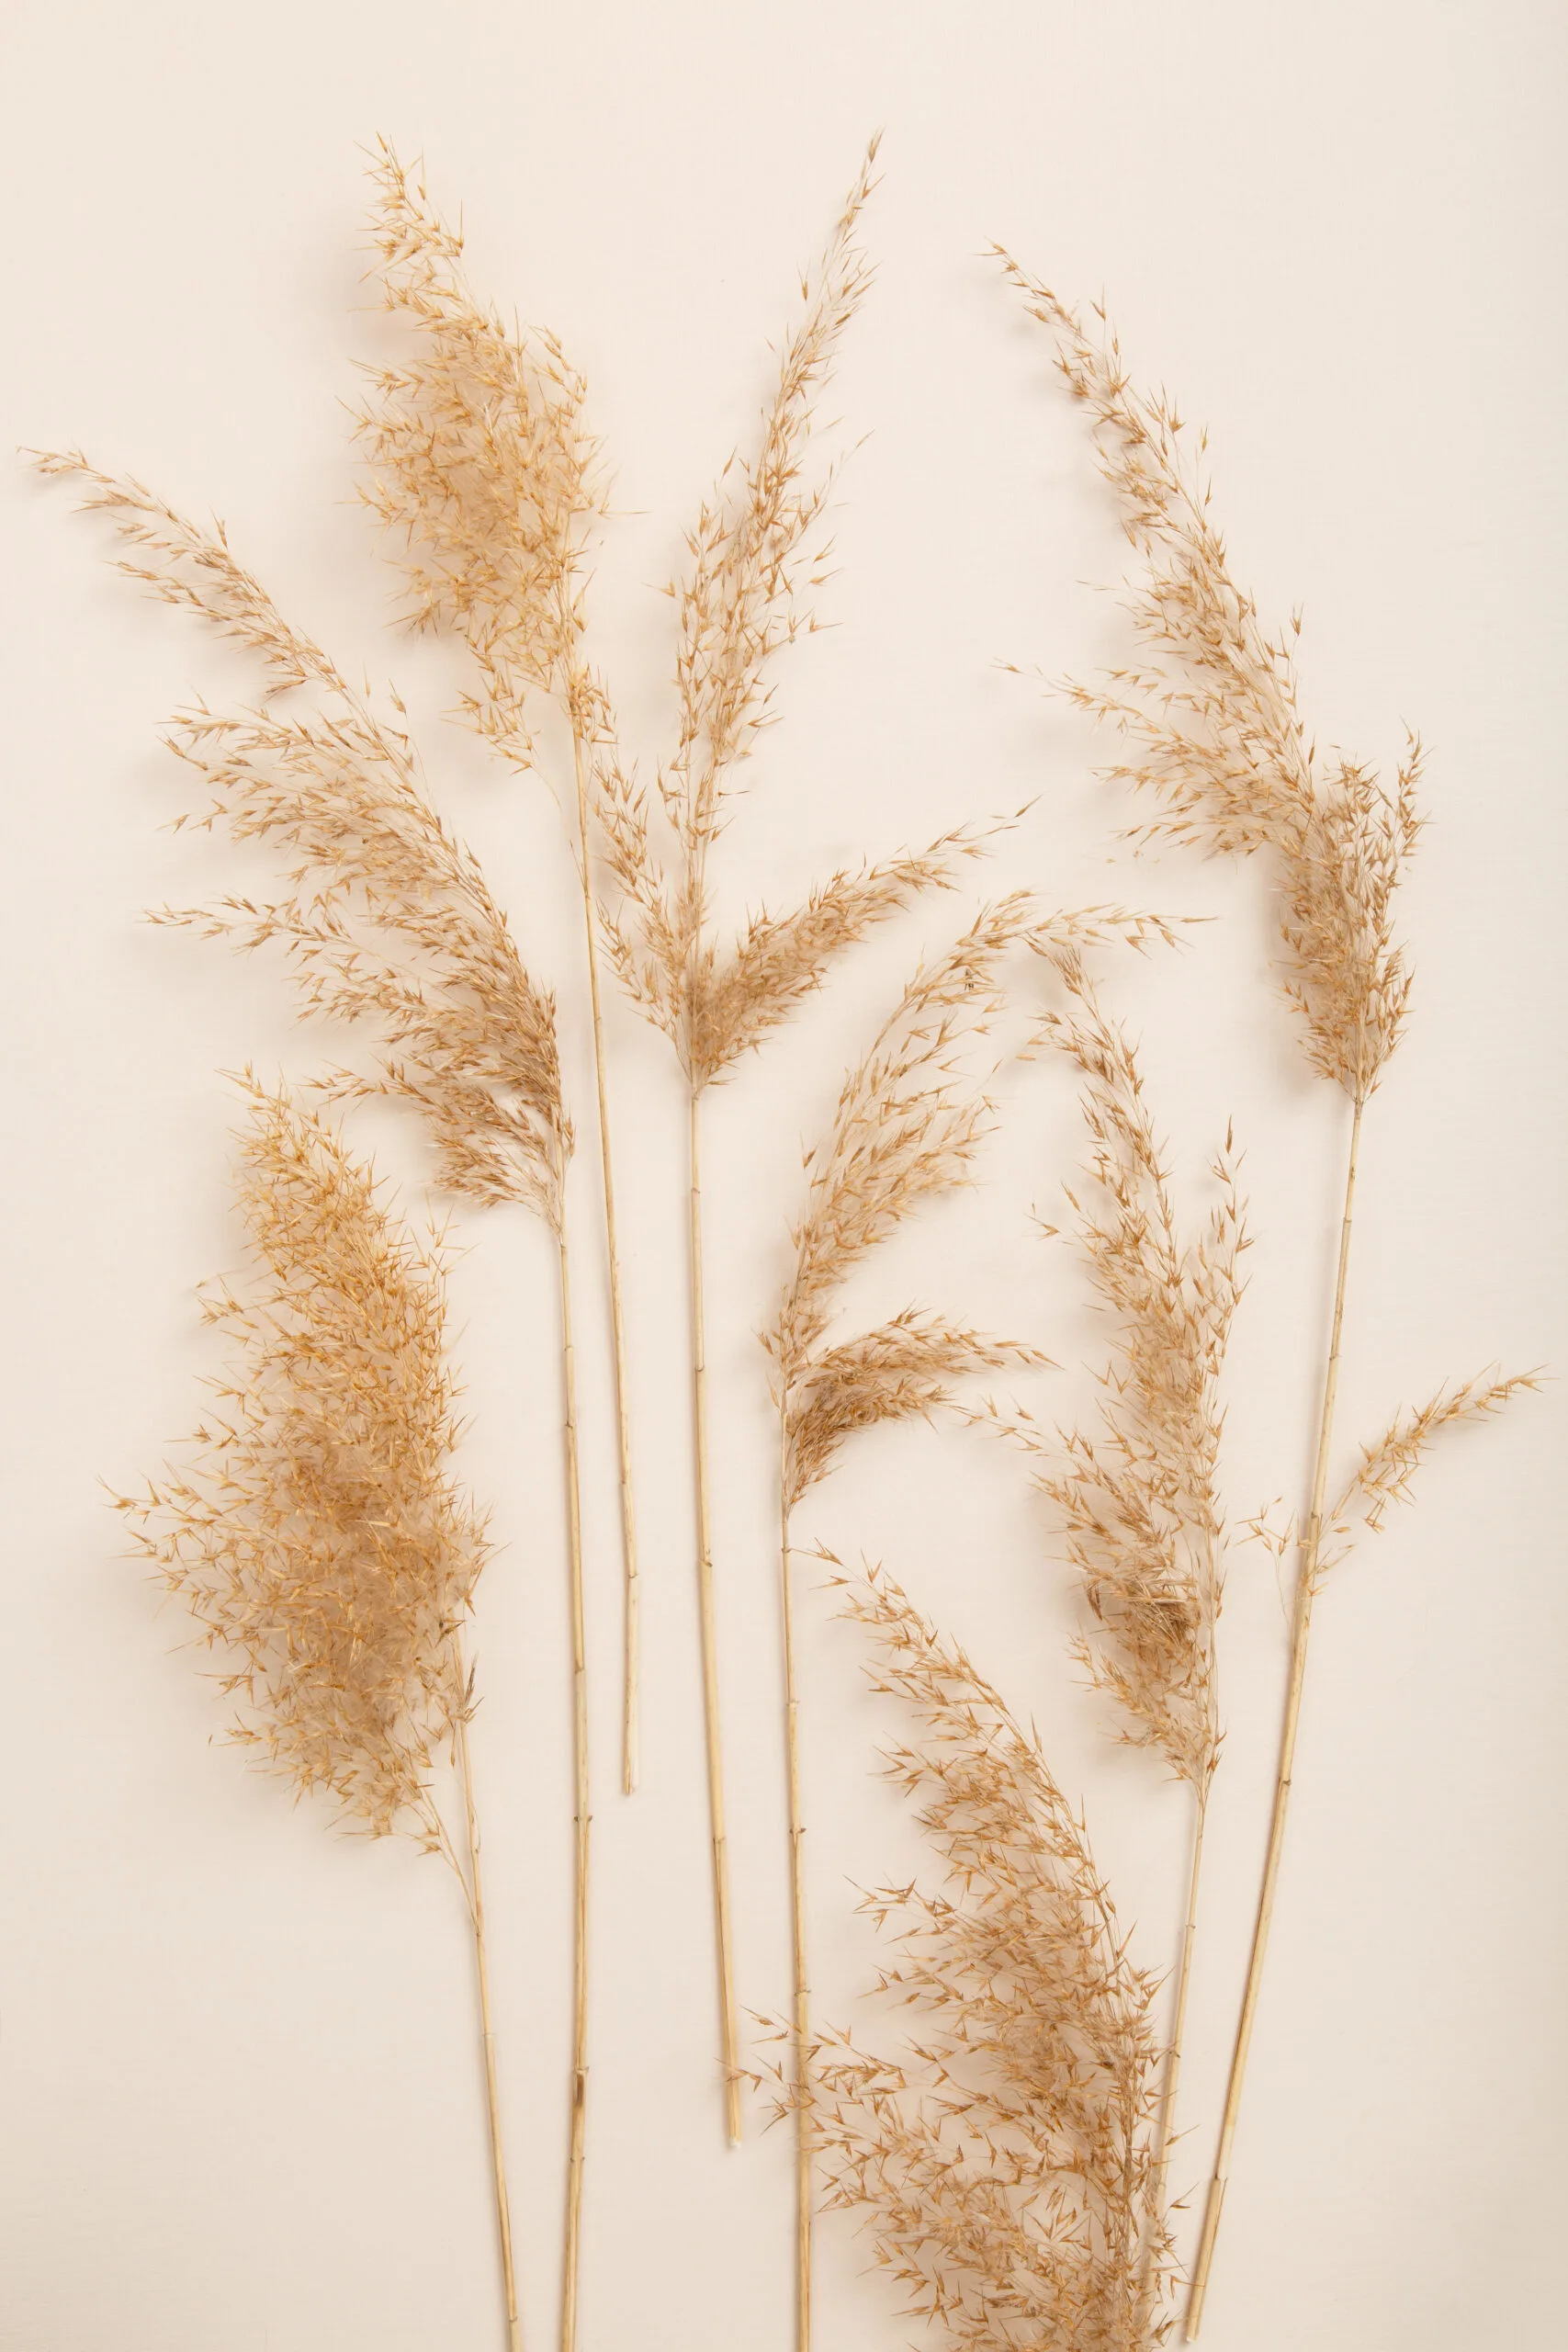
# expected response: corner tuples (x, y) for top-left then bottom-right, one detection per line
(796, 1565), (1171, 2351)
(671, 141), (880, 820)
(1017, 953), (1247, 1786)
(355, 140), (610, 761)
(588, 140), (987, 1090)
(1247, 1365), (1542, 1586)
(117, 1084), (488, 1852)
(600, 801), (995, 1090)
(34, 454), (569, 1224)
(995, 254), (1422, 1102)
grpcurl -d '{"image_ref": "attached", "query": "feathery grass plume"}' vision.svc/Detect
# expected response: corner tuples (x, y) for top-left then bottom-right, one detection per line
(999, 949), (1246, 2307)
(39, 451), (595, 2349)
(991, 253), (1419, 1107)
(798, 1565), (1171, 2352)
(998, 259), (1535, 2332)
(117, 1084), (525, 2349)
(581, 135), (992, 2150)
(33, 451), (569, 1224)
(355, 142), (646, 1794)
(763, 900), (1178, 2349)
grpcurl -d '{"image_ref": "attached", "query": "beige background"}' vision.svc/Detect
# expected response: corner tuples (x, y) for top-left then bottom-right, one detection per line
(3, 3), (1563, 2346)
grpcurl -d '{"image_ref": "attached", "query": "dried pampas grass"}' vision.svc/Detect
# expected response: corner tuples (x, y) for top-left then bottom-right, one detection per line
(1000, 254), (1536, 2331)
(118, 1085), (525, 2349)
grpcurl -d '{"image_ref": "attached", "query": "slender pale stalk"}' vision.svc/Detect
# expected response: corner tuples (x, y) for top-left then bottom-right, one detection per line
(688, 1087), (743, 2143)
(562, 684), (641, 1794)
(778, 1421), (812, 2350)
(1140, 1777), (1210, 2317)
(1185, 1094), (1365, 2338)
(556, 1225), (592, 2352)
(457, 1703), (525, 2352)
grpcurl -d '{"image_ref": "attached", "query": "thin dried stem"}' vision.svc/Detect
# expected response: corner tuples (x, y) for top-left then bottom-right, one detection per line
(1148, 1786), (1207, 2297)
(555, 1228), (592, 2352)
(459, 1703), (526, 2352)
(1185, 1136), (1535, 2335)
(1186, 1093), (1359, 2333)
(778, 1419), (813, 2339)
(689, 1091), (744, 2143)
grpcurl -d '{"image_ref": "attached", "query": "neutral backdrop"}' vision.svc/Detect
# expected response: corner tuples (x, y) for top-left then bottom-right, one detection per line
(3, 5), (1563, 2348)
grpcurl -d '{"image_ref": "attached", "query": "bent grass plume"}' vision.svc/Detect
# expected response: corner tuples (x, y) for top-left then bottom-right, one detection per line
(764, 900), (1179, 2347)
(1002, 951), (1246, 2315)
(998, 254), (1536, 2331)
(117, 1085), (525, 2349)
(38, 454), (594, 2351)
(802, 1566), (1173, 2352)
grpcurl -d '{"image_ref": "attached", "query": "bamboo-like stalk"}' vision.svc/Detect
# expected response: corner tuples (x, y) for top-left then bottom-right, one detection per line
(564, 679), (642, 1795)
(688, 1091), (743, 2143)
(1185, 1094), (1363, 2338)
(555, 1224), (592, 2352)
(778, 1419), (812, 2351)
(457, 1703), (526, 2352)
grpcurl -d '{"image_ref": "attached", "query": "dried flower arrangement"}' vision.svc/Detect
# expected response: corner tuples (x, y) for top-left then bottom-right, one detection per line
(39, 141), (1005, 2337)
(995, 253), (1537, 2332)
(116, 1085), (526, 2348)
(31, 130), (1543, 2352)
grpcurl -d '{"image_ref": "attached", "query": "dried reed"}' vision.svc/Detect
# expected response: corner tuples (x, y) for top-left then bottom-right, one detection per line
(592, 138), (993, 2144)
(38, 455), (594, 2349)
(117, 1084), (525, 2349)
(1000, 950), (1246, 2312)
(998, 255), (1534, 2330)
(799, 1563), (1172, 2352)
(355, 143), (644, 1799)
(765, 902), (1179, 2346)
